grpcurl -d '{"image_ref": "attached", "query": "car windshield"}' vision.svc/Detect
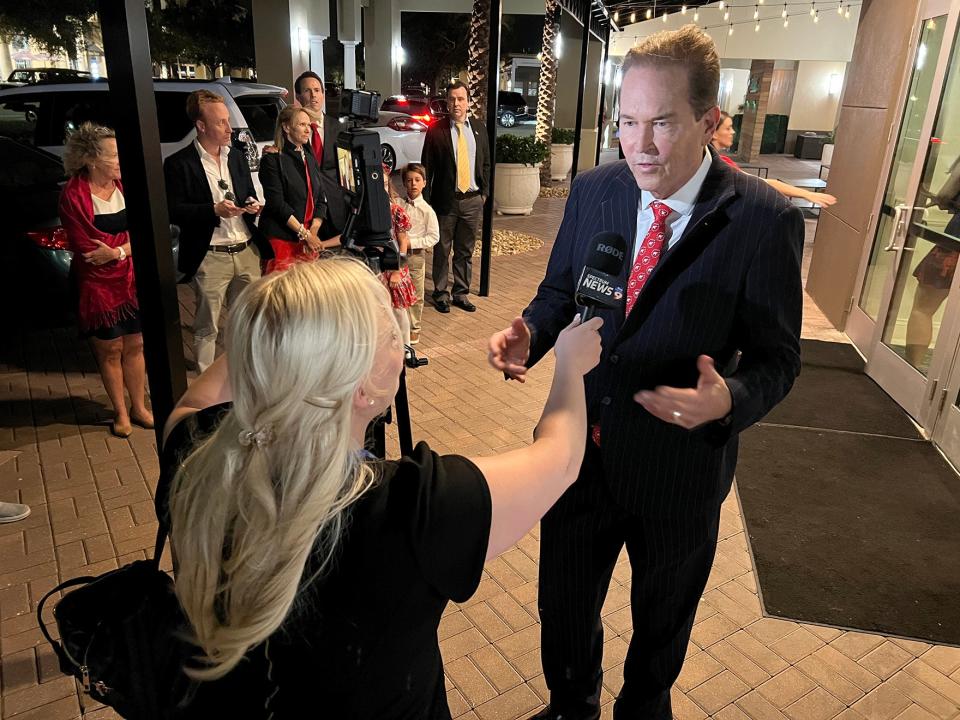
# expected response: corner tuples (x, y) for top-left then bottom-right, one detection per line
(0, 137), (63, 190)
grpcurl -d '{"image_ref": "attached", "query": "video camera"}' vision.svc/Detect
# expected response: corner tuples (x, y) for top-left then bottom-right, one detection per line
(335, 89), (400, 273)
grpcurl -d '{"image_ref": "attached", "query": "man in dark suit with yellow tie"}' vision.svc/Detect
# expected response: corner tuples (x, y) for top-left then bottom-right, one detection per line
(422, 81), (491, 313)
(294, 71), (347, 237)
(489, 26), (803, 720)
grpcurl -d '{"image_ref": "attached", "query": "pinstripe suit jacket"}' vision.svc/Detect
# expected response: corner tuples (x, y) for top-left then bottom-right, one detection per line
(524, 151), (804, 517)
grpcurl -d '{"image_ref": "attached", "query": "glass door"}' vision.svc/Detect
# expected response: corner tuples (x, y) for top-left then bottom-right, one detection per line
(858, 3), (960, 426)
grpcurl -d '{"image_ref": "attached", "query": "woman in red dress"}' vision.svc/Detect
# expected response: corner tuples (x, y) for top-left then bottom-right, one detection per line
(59, 123), (152, 437)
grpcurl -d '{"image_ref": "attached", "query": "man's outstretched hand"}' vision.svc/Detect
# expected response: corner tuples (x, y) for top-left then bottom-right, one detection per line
(488, 317), (532, 382)
(634, 355), (732, 430)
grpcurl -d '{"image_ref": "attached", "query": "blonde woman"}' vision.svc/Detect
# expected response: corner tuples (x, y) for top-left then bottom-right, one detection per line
(159, 257), (601, 718)
(258, 106), (338, 274)
(59, 122), (152, 437)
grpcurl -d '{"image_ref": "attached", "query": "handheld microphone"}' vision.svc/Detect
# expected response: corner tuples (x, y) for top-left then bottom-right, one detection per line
(576, 232), (628, 322)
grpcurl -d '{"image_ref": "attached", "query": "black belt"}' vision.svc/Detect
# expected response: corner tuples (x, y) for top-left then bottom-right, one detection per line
(454, 190), (480, 198)
(208, 241), (250, 254)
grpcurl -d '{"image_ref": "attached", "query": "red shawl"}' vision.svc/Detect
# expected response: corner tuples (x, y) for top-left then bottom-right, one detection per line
(59, 175), (138, 333)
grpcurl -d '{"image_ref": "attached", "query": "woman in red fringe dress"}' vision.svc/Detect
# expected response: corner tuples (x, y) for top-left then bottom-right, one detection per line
(59, 123), (152, 438)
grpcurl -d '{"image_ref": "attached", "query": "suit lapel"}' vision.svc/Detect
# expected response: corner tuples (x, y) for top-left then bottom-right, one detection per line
(598, 165), (641, 327)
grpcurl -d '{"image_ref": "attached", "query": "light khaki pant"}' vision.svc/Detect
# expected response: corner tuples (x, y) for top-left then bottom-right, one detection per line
(407, 250), (426, 336)
(192, 244), (260, 372)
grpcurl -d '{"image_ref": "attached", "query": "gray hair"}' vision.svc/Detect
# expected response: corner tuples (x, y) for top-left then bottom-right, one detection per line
(63, 122), (115, 177)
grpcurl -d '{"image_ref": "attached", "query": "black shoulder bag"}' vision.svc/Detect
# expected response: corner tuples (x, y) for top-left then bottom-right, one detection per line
(37, 521), (192, 719)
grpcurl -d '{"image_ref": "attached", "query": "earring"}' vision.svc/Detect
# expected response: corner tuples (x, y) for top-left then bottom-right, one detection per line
(368, 398), (375, 406)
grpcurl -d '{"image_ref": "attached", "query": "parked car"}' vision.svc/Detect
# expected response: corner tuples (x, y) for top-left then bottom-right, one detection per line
(1, 136), (181, 327)
(497, 91), (529, 128)
(6, 67), (96, 86)
(0, 77), (287, 196)
(379, 95), (446, 126)
(361, 111), (428, 174)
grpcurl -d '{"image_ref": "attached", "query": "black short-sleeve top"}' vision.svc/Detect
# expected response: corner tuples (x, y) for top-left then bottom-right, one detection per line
(160, 403), (492, 719)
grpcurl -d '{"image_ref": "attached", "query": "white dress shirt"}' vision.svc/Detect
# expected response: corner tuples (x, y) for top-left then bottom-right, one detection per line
(634, 149), (712, 262)
(194, 139), (251, 247)
(403, 194), (440, 251)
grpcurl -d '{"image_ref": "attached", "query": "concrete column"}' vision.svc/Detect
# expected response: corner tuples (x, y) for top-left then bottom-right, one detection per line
(577, 36), (603, 170)
(251, 0), (330, 92)
(363, 0), (401, 97)
(736, 59), (774, 164)
(0, 40), (14, 81)
(342, 41), (359, 88)
(310, 36), (327, 79)
(555, 11), (582, 130)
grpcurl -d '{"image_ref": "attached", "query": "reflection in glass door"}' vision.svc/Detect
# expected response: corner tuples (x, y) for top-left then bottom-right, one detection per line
(856, 17), (946, 327)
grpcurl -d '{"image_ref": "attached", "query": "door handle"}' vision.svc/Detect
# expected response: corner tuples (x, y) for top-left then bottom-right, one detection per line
(883, 204), (923, 251)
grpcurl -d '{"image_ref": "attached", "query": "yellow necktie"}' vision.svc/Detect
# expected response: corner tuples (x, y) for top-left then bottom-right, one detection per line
(456, 122), (471, 193)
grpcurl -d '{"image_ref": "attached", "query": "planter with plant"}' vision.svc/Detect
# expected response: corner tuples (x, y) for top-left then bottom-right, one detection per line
(494, 135), (549, 215)
(549, 127), (576, 181)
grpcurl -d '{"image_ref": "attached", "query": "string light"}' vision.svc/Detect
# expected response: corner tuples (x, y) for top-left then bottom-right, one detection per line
(755, 20), (761, 31)
(783, 16), (789, 26)
(838, 1), (844, 13)
(694, 8), (699, 20)
(724, 9), (730, 20)
(759, 0), (764, 4)
(718, 1), (725, 9)
(681, 4), (687, 14)
(630, 11), (636, 22)
(663, 10), (668, 21)
(754, 5), (759, 19)
(810, 2), (816, 16)
(845, 6), (850, 17)
(646, 8), (652, 19)
(813, 8), (819, 21)
(613, 10), (618, 22)
(782, 3), (788, 17)
(728, 23), (734, 35)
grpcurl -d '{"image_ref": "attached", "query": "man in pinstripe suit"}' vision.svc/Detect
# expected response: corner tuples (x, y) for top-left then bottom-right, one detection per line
(489, 26), (803, 720)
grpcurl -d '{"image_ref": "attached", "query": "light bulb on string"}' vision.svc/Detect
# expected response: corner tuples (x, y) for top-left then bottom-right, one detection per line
(681, 4), (687, 14)
(663, 10), (668, 21)
(838, 2), (843, 14)
(718, 1), (725, 9)
(782, 3), (787, 17)
(613, 10), (618, 22)
(754, 6), (759, 19)
(783, 17), (789, 26)
(813, 9), (819, 22)
(755, 21), (761, 31)
(728, 23), (734, 35)
(810, 2), (816, 16)
(646, 8), (652, 19)
(844, 7), (850, 18)
(724, 9), (730, 20)
(630, 11), (636, 22)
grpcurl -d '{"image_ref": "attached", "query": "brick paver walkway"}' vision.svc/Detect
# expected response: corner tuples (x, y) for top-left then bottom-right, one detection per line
(3, 156), (959, 719)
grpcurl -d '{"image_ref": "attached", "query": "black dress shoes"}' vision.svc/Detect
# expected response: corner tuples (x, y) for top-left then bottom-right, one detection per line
(434, 299), (451, 313)
(452, 297), (477, 312)
(527, 706), (600, 720)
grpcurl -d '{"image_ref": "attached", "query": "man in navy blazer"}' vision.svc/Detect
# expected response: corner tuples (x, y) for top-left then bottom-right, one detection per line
(489, 26), (803, 720)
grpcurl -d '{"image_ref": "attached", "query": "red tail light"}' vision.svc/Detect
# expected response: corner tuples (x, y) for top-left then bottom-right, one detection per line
(411, 113), (435, 125)
(27, 226), (69, 250)
(387, 117), (428, 132)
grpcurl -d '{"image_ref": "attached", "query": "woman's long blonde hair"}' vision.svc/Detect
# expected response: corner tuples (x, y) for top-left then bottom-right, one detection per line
(169, 257), (393, 680)
(273, 105), (309, 153)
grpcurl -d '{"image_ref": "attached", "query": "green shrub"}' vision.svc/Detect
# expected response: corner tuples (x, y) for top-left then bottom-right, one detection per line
(495, 134), (549, 166)
(551, 127), (575, 145)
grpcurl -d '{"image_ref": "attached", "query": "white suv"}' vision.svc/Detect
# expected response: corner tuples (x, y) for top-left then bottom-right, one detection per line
(0, 77), (287, 193)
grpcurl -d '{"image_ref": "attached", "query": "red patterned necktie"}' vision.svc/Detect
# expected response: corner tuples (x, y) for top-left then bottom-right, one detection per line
(311, 122), (323, 166)
(591, 199), (672, 447)
(626, 200), (672, 314)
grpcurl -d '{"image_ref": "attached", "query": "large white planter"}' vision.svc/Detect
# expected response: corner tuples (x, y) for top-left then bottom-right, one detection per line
(494, 163), (541, 216)
(821, 143), (835, 166)
(550, 143), (574, 181)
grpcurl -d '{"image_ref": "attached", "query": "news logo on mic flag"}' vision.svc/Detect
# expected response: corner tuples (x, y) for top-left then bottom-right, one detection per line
(575, 267), (624, 309)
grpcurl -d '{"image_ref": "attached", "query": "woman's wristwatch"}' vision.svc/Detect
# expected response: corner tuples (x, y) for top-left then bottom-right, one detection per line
(116, 246), (126, 261)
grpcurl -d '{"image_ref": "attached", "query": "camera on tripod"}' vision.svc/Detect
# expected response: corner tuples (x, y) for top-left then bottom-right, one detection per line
(335, 89), (401, 274)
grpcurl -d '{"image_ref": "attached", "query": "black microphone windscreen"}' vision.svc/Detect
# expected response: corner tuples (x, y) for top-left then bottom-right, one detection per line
(585, 232), (627, 275)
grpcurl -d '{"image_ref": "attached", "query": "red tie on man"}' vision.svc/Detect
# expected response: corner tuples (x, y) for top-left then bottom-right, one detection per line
(591, 199), (672, 446)
(310, 121), (323, 166)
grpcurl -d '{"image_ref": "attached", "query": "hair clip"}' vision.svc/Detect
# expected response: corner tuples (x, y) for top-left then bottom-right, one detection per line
(304, 396), (341, 410)
(238, 426), (276, 449)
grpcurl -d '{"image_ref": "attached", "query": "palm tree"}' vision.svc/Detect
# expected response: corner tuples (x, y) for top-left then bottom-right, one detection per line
(466, 0), (491, 119)
(535, 0), (560, 181)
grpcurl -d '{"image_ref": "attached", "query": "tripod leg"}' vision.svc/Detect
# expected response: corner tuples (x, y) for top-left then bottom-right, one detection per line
(394, 368), (414, 457)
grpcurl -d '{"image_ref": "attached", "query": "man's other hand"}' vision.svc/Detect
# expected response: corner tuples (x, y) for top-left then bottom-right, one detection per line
(488, 317), (531, 382)
(634, 355), (733, 430)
